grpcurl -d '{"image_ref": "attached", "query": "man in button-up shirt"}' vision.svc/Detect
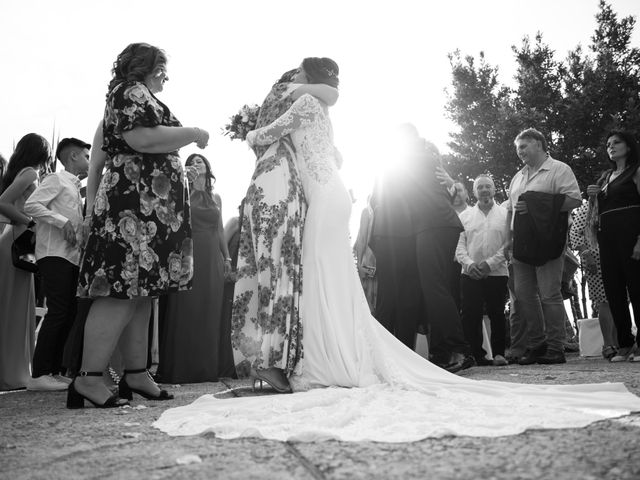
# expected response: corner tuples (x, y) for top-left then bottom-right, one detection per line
(505, 128), (581, 366)
(24, 137), (90, 391)
(456, 174), (509, 366)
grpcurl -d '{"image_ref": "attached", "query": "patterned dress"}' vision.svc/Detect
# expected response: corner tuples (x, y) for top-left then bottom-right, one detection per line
(231, 82), (306, 377)
(77, 81), (193, 299)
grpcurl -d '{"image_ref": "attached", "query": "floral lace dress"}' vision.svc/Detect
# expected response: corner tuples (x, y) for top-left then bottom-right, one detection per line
(77, 81), (193, 299)
(231, 83), (306, 377)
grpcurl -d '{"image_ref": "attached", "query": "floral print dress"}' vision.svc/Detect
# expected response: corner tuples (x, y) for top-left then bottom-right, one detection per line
(231, 83), (306, 377)
(77, 81), (193, 299)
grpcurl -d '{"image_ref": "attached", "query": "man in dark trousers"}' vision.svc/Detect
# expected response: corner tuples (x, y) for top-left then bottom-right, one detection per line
(371, 124), (473, 372)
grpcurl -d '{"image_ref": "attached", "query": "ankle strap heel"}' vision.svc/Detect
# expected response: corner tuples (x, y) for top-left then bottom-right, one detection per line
(119, 368), (174, 401)
(67, 372), (129, 409)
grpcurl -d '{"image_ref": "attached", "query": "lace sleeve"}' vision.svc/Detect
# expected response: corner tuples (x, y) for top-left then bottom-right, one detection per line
(252, 94), (321, 146)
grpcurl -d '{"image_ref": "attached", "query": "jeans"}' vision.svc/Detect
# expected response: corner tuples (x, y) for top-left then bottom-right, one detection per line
(512, 255), (565, 353)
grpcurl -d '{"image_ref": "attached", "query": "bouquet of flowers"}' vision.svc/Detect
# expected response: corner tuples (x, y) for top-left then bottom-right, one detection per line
(222, 104), (260, 141)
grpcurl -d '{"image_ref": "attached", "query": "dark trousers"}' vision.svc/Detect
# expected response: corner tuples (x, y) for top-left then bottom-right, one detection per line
(598, 211), (640, 349)
(415, 227), (470, 363)
(32, 257), (79, 377)
(460, 275), (508, 360)
(373, 236), (424, 349)
(62, 298), (92, 376)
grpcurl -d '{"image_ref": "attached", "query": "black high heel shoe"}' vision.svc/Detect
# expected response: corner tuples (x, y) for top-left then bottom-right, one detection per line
(118, 368), (174, 401)
(251, 367), (292, 394)
(67, 372), (129, 409)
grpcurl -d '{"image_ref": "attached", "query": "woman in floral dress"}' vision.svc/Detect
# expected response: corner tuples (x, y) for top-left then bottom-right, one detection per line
(231, 68), (338, 390)
(70, 43), (209, 408)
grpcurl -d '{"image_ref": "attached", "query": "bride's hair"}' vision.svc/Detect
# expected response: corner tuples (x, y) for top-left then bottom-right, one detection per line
(301, 57), (339, 88)
(107, 43), (167, 98)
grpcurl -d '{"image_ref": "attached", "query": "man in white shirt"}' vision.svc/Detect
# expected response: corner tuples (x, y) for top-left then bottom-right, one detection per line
(505, 128), (581, 365)
(456, 174), (509, 366)
(24, 138), (90, 391)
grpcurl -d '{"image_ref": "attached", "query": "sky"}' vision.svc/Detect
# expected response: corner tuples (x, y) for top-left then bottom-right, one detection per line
(1, 0), (639, 233)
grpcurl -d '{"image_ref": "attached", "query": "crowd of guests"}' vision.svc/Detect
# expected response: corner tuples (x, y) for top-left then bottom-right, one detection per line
(356, 127), (640, 371)
(0, 41), (639, 408)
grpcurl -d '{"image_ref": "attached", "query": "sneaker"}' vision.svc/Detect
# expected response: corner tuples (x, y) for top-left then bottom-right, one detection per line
(27, 374), (68, 391)
(492, 355), (508, 366)
(53, 374), (72, 385)
(518, 344), (548, 365)
(611, 346), (638, 363)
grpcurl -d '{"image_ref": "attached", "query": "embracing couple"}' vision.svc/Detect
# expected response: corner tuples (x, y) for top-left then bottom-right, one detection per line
(230, 58), (484, 393)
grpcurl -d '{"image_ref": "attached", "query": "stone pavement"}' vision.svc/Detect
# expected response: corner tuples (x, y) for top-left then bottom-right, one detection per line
(1, 354), (639, 480)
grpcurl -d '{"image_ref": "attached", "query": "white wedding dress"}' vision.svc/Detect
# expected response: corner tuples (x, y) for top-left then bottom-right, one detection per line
(154, 94), (640, 442)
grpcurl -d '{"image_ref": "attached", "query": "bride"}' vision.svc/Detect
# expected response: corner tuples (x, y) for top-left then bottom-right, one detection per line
(154, 59), (640, 442)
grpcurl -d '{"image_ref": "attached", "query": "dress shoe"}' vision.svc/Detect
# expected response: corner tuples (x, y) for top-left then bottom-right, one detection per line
(27, 374), (68, 391)
(492, 355), (508, 366)
(475, 357), (493, 366)
(518, 344), (548, 365)
(445, 353), (476, 373)
(537, 350), (566, 364)
(610, 345), (638, 362)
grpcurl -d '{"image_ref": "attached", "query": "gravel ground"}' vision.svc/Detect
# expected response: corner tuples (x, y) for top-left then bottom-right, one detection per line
(1, 354), (639, 480)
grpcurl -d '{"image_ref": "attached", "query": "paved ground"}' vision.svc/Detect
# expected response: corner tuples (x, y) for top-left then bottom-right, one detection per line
(1, 354), (639, 480)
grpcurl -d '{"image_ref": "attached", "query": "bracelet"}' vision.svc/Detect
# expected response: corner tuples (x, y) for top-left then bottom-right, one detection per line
(224, 257), (232, 263)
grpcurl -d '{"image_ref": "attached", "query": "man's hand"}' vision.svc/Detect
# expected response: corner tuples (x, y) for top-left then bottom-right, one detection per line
(632, 238), (640, 261)
(514, 200), (529, 214)
(467, 263), (482, 280)
(62, 220), (77, 246)
(477, 261), (491, 278)
(435, 166), (454, 189)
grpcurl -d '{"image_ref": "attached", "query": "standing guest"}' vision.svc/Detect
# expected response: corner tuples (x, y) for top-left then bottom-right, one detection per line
(569, 202), (617, 359)
(456, 174), (509, 366)
(587, 131), (640, 362)
(451, 181), (470, 215)
(505, 128), (582, 365)
(353, 195), (377, 313)
(158, 154), (233, 383)
(0, 133), (51, 390)
(70, 42), (209, 408)
(219, 202), (243, 379)
(450, 180), (469, 312)
(24, 137), (90, 390)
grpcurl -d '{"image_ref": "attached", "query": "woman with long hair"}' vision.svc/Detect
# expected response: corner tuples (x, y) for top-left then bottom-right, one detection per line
(587, 130), (640, 362)
(70, 42), (209, 408)
(231, 62), (339, 392)
(158, 153), (234, 383)
(0, 133), (51, 390)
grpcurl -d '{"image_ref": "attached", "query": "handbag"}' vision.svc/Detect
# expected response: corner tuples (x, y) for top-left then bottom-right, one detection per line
(11, 228), (38, 273)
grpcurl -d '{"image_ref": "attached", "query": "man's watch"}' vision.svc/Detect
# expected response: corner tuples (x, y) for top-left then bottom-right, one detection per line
(27, 218), (36, 229)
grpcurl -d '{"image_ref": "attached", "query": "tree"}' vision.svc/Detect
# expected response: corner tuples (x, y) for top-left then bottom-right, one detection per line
(446, 0), (640, 193)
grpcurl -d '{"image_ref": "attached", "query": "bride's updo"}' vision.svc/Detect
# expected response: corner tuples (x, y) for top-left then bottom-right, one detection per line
(301, 57), (339, 88)
(107, 43), (167, 97)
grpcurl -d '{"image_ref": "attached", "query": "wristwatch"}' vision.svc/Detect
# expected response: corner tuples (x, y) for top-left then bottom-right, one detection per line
(27, 218), (36, 229)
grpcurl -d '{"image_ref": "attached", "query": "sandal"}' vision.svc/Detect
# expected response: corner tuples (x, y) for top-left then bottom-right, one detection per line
(602, 345), (618, 360)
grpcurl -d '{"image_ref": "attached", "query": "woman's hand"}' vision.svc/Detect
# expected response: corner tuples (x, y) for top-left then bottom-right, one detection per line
(185, 165), (198, 183)
(223, 258), (232, 276)
(194, 128), (209, 149)
(246, 131), (257, 149)
(580, 249), (598, 273)
(78, 216), (92, 249)
(586, 184), (601, 198)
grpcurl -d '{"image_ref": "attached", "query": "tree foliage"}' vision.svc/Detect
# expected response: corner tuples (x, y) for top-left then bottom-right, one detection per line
(445, 0), (640, 196)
